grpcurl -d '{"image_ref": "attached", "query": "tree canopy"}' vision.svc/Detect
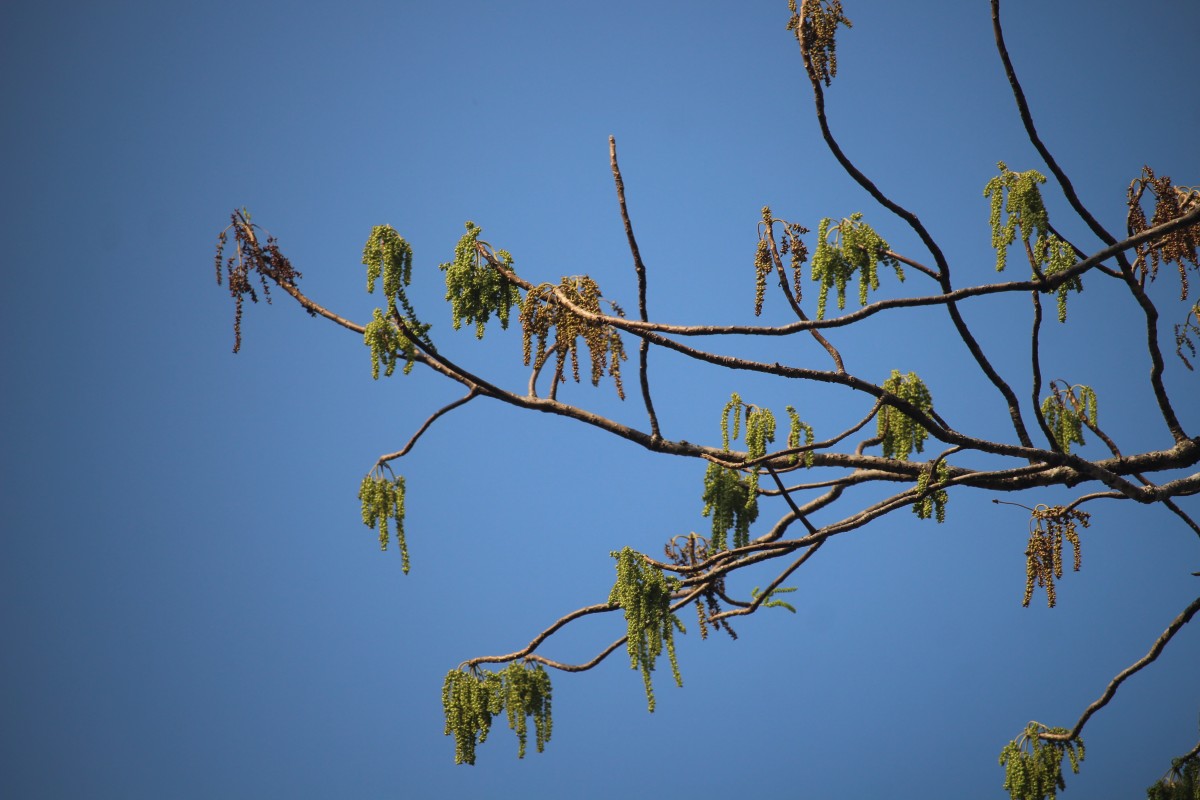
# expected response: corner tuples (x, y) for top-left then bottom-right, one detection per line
(215, 2), (1199, 797)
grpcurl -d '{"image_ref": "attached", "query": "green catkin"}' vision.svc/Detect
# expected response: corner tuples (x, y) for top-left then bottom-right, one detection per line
(983, 167), (1085, 315)
(608, 547), (684, 713)
(1145, 751), (1200, 799)
(1039, 235), (1083, 323)
(913, 460), (950, 523)
(441, 663), (552, 765)
(1040, 384), (1096, 455)
(998, 722), (1084, 800)
(361, 226), (428, 377)
(786, 405), (815, 467)
(363, 225), (413, 315)
(810, 213), (903, 319)
(363, 308), (422, 378)
(877, 370), (934, 461)
(440, 221), (523, 339)
(985, 162), (1049, 273)
(358, 473), (409, 573)
(702, 394), (786, 549)
(701, 463), (758, 551)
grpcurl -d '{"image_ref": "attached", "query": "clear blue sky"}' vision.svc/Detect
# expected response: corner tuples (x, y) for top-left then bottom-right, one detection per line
(3, 1), (1197, 797)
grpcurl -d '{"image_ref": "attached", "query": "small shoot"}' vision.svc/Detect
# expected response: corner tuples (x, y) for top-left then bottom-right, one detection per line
(750, 585), (798, 613)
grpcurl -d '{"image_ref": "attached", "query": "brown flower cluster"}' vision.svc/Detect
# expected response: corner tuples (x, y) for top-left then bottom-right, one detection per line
(1023, 505), (1090, 608)
(1127, 166), (1200, 299)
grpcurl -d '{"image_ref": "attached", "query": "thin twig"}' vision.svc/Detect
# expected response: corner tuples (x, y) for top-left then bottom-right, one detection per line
(797, 0), (1035, 450)
(1040, 595), (1200, 741)
(610, 136), (662, 439)
(374, 390), (479, 466)
(991, 0), (1121, 255)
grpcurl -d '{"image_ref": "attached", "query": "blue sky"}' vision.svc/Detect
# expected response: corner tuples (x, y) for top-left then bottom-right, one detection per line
(3, 1), (1198, 797)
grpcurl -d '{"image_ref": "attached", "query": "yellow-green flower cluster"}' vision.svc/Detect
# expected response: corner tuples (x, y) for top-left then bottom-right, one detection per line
(999, 722), (1084, 800)
(1039, 235), (1082, 323)
(913, 460), (950, 523)
(441, 662), (553, 765)
(608, 547), (684, 713)
(363, 308), (423, 378)
(440, 221), (523, 339)
(703, 393), (783, 549)
(1040, 383), (1096, 455)
(786, 404), (815, 467)
(702, 463), (759, 551)
(362, 225), (429, 377)
(877, 370), (934, 461)
(985, 162), (1049, 273)
(358, 472), (409, 573)
(363, 225), (413, 317)
(1145, 752), (1200, 800)
(750, 585), (797, 613)
(810, 213), (903, 319)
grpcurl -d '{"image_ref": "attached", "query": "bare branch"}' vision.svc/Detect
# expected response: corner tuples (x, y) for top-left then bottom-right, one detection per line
(1040, 595), (1200, 742)
(610, 135), (662, 439)
(991, 0), (1122, 255)
(374, 390), (479, 467)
